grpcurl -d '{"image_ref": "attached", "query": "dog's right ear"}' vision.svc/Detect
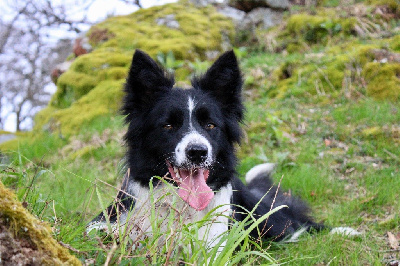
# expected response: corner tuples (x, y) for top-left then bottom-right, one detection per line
(122, 50), (174, 121)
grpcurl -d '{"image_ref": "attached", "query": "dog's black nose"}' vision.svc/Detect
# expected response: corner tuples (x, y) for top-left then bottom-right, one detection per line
(186, 144), (208, 164)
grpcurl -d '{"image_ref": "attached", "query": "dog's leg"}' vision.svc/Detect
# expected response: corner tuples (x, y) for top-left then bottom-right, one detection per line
(87, 172), (136, 233)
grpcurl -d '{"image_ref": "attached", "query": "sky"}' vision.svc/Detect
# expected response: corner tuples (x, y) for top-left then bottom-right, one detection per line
(87, 0), (177, 22)
(1, 0), (177, 132)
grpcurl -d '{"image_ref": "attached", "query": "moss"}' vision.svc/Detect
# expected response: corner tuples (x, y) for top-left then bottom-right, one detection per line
(362, 62), (400, 100)
(31, 1), (234, 137)
(54, 80), (124, 136)
(55, 71), (98, 106)
(0, 182), (81, 265)
(286, 42), (308, 53)
(366, 0), (400, 13)
(50, 50), (130, 108)
(98, 67), (128, 80)
(33, 106), (59, 133)
(58, 72), (96, 93)
(0, 139), (19, 151)
(0, 131), (29, 151)
(361, 126), (383, 137)
(32, 80), (124, 137)
(282, 14), (356, 46)
(271, 42), (392, 99)
(175, 67), (192, 82)
(70, 50), (131, 75)
(88, 27), (116, 46)
(0, 130), (12, 135)
(93, 2), (234, 60)
(68, 145), (98, 160)
(390, 35), (400, 51)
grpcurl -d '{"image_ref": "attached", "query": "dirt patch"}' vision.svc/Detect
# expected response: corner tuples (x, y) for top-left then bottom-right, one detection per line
(0, 182), (81, 265)
(0, 217), (49, 265)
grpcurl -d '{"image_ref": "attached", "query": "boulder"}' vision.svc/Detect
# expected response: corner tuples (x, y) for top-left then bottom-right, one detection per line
(228, 0), (290, 12)
(217, 1), (286, 32)
(243, 7), (284, 30)
(216, 5), (247, 25)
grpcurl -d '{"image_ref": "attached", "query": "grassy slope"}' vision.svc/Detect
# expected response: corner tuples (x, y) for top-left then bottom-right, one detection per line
(237, 3), (400, 262)
(1, 0), (400, 264)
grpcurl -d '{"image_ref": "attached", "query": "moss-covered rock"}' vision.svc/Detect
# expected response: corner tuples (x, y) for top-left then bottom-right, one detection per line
(35, 0), (234, 136)
(280, 13), (356, 52)
(273, 43), (369, 97)
(89, 1), (234, 60)
(35, 80), (124, 136)
(0, 181), (81, 265)
(390, 35), (400, 51)
(53, 71), (99, 108)
(363, 62), (400, 100)
(51, 49), (131, 108)
(366, 0), (400, 14)
(271, 39), (400, 101)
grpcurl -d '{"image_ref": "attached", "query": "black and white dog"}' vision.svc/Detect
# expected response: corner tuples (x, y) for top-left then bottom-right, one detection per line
(87, 50), (355, 249)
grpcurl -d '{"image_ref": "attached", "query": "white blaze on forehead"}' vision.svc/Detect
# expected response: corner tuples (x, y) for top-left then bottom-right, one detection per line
(188, 97), (195, 113)
(188, 96), (195, 129)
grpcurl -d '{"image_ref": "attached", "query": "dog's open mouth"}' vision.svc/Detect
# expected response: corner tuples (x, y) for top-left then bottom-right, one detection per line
(167, 161), (214, 211)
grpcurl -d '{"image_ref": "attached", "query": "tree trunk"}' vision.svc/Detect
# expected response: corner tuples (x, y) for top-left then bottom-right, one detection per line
(16, 110), (21, 132)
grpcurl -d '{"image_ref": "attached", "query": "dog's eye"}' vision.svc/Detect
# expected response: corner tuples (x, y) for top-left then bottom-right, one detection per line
(163, 124), (173, 130)
(206, 123), (216, 129)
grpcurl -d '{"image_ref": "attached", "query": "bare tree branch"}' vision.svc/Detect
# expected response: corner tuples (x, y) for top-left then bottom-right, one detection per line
(118, 0), (143, 9)
(1, 0), (142, 131)
(0, 1), (30, 54)
(0, 0), (91, 131)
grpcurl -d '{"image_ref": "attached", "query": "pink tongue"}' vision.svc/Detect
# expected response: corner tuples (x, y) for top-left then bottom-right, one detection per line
(177, 169), (214, 211)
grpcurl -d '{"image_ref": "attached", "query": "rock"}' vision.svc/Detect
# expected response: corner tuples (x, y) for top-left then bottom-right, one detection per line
(51, 61), (73, 84)
(187, 0), (219, 7)
(73, 37), (91, 57)
(264, 0), (291, 9)
(156, 14), (180, 29)
(370, 49), (400, 63)
(216, 5), (246, 25)
(289, 0), (306, 5)
(228, 0), (290, 12)
(243, 7), (284, 30)
(217, 2), (285, 34)
(0, 134), (15, 144)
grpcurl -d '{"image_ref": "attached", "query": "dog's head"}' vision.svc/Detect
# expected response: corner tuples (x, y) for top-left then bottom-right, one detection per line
(122, 50), (243, 211)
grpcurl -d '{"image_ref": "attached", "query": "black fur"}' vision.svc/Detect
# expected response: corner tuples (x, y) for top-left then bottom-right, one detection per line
(90, 49), (323, 240)
(232, 172), (323, 240)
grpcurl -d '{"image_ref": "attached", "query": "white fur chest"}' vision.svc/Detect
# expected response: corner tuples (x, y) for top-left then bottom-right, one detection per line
(124, 181), (232, 249)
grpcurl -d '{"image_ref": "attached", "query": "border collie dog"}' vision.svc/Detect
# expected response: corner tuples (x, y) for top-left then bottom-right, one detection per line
(87, 50), (324, 248)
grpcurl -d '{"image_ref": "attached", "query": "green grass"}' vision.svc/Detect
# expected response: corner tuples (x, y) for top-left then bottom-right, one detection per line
(2, 0), (400, 264)
(235, 49), (399, 264)
(2, 66), (399, 264)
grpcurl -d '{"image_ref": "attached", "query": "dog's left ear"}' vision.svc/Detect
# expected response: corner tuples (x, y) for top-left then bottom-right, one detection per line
(193, 51), (243, 121)
(122, 49), (174, 122)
